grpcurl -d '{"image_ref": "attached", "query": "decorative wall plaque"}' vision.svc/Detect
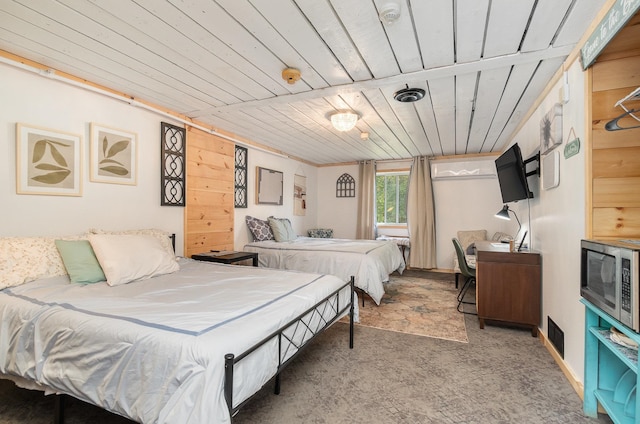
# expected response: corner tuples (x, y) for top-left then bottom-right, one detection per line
(336, 173), (355, 197)
(234, 145), (248, 208)
(161, 122), (186, 206)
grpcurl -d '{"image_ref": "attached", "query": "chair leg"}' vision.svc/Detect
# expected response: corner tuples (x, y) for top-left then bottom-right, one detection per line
(455, 273), (459, 289)
(457, 277), (477, 315)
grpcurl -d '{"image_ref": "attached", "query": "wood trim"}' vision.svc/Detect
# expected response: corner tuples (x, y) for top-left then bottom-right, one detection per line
(539, 331), (584, 401)
(585, 67), (594, 238)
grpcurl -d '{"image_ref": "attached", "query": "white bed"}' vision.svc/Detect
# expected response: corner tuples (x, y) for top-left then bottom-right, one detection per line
(0, 257), (355, 424)
(243, 237), (405, 304)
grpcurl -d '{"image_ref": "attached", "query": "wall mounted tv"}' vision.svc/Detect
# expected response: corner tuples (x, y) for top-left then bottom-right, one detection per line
(495, 143), (534, 203)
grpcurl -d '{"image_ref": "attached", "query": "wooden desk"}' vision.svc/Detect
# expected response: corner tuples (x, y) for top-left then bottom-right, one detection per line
(475, 241), (541, 337)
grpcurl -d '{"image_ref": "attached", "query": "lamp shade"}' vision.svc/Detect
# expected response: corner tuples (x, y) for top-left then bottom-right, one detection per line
(330, 111), (360, 131)
(495, 205), (511, 220)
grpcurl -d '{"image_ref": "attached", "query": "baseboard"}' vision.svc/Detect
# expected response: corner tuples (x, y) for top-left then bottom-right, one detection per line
(539, 331), (584, 399)
(540, 330), (607, 415)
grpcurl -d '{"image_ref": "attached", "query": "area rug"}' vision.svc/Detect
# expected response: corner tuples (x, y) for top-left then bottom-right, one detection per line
(354, 271), (468, 343)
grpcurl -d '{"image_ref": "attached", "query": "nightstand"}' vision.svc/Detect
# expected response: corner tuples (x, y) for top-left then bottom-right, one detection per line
(191, 251), (259, 267)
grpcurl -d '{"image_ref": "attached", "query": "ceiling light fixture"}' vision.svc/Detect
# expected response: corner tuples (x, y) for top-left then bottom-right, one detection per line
(394, 86), (425, 102)
(330, 110), (360, 132)
(378, 1), (401, 25)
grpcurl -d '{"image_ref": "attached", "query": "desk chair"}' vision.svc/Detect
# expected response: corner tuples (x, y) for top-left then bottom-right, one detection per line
(452, 238), (477, 315)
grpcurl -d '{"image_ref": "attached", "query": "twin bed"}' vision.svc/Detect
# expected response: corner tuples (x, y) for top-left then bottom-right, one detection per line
(244, 237), (405, 305)
(0, 232), (355, 424)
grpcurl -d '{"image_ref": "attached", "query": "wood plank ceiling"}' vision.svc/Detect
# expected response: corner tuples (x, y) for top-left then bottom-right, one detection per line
(0, 0), (606, 165)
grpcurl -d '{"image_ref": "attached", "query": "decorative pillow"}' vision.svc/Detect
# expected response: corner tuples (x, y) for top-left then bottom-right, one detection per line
(308, 228), (333, 238)
(0, 237), (71, 289)
(245, 216), (274, 241)
(268, 217), (297, 242)
(492, 231), (513, 242)
(55, 240), (106, 284)
(89, 228), (174, 256)
(457, 230), (487, 251)
(88, 234), (179, 286)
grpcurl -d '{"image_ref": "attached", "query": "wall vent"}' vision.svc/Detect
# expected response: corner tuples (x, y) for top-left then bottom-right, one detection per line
(548, 316), (565, 359)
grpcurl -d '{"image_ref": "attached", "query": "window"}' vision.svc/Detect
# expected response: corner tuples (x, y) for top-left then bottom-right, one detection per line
(376, 171), (409, 225)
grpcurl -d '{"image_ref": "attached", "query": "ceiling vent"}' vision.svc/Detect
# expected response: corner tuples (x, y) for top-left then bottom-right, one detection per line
(393, 87), (425, 103)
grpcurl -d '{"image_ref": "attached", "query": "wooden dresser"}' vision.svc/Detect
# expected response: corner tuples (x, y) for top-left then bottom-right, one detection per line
(475, 241), (541, 337)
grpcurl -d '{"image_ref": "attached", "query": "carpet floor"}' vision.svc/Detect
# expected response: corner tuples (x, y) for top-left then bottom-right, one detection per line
(0, 271), (613, 424)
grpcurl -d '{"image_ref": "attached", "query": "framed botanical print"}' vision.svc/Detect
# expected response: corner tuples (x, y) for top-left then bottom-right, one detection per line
(90, 123), (138, 185)
(16, 123), (82, 196)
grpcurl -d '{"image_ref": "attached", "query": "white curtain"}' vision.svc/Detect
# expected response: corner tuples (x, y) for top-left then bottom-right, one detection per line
(356, 160), (376, 240)
(407, 156), (437, 268)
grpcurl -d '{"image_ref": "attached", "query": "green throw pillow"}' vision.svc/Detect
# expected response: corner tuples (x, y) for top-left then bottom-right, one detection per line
(268, 217), (297, 242)
(55, 239), (106, 284)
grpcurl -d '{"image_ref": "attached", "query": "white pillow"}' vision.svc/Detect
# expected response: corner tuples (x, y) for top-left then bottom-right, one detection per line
(88, 234), (179, 286)
(88, 228), (175, 256)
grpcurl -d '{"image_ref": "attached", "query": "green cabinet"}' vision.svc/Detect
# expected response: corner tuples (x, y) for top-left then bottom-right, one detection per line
(583, 299), (639, 423)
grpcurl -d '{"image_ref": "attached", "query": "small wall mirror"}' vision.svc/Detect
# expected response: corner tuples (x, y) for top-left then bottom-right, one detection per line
(256, 166), (283, 205)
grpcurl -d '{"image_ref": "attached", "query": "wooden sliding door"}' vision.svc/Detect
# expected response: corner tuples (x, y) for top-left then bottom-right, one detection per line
(184, 127), (235, 257)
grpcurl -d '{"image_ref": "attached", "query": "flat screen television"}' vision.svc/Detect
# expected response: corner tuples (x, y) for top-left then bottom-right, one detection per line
(495, 143), (533, 203)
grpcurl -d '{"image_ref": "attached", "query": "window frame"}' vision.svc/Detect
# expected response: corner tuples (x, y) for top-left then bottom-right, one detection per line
(375, 169), (410, 227)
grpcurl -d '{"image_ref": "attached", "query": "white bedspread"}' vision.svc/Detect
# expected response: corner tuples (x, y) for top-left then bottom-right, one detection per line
(243, 237), (405, 304)
(0, 258), (354, 424)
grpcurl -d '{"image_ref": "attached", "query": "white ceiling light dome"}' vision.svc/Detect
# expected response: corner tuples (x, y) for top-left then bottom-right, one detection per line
(330, 110), (361, 132)
(378, 1), (401, 25)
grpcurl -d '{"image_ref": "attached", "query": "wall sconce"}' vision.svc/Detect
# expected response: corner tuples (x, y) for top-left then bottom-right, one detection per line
(330, 110), (360, 132)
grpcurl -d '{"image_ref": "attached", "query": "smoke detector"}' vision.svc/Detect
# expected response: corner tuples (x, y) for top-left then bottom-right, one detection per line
(378, 1), (401, 25)
(393, 87), (425, 103)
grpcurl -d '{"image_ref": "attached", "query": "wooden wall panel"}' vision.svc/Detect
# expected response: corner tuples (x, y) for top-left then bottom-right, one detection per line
(185, 127), (235, 257)
(592, 147), (640, 178)
(592, 177), (640, 207)
(592, 207), (640, 238)
(591, 55), (640, 92)
(587, 10), (640, 239)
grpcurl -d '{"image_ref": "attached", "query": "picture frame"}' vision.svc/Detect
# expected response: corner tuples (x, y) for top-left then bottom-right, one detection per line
(16, 123), (82, 196)
(90, 123), (137, 185)
(294, 174), (306, 215)
(540, 103), (563, 155)
(256, 166), (283, 205)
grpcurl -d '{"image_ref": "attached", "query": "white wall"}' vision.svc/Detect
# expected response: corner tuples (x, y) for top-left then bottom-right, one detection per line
(317, 164), (359, 238)
(433, 175), (509, 269)
(504, 61), (588, 382)
(0, 63), (184, 254)
(233, 149), (318, 249)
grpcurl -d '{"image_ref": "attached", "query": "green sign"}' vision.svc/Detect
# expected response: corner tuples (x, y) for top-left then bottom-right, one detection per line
(581, 0), (640, 69)
(564, 138), (580, 159)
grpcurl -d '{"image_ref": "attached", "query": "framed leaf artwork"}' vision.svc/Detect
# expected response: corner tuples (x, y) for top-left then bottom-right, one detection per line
(90, 123), (138, 185)
(16, 123), (82, 196)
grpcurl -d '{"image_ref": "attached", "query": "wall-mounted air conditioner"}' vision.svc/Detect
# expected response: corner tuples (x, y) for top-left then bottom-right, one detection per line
(431, 157), (497, 180)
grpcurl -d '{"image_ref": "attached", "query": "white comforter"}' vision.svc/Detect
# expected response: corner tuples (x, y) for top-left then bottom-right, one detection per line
(244, 237), (405, 304)
(0, 258), (354, 424)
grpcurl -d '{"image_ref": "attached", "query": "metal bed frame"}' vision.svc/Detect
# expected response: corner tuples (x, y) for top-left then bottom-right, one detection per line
(51, 235), (354, 423)
(225, 276), (355, 419)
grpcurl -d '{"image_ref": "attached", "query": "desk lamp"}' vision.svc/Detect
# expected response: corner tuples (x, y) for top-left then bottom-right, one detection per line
(495, 205), (521, 236)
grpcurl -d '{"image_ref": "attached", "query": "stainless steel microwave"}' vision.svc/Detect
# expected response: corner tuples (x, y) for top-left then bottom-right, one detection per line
(580, 239), (640, 332)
